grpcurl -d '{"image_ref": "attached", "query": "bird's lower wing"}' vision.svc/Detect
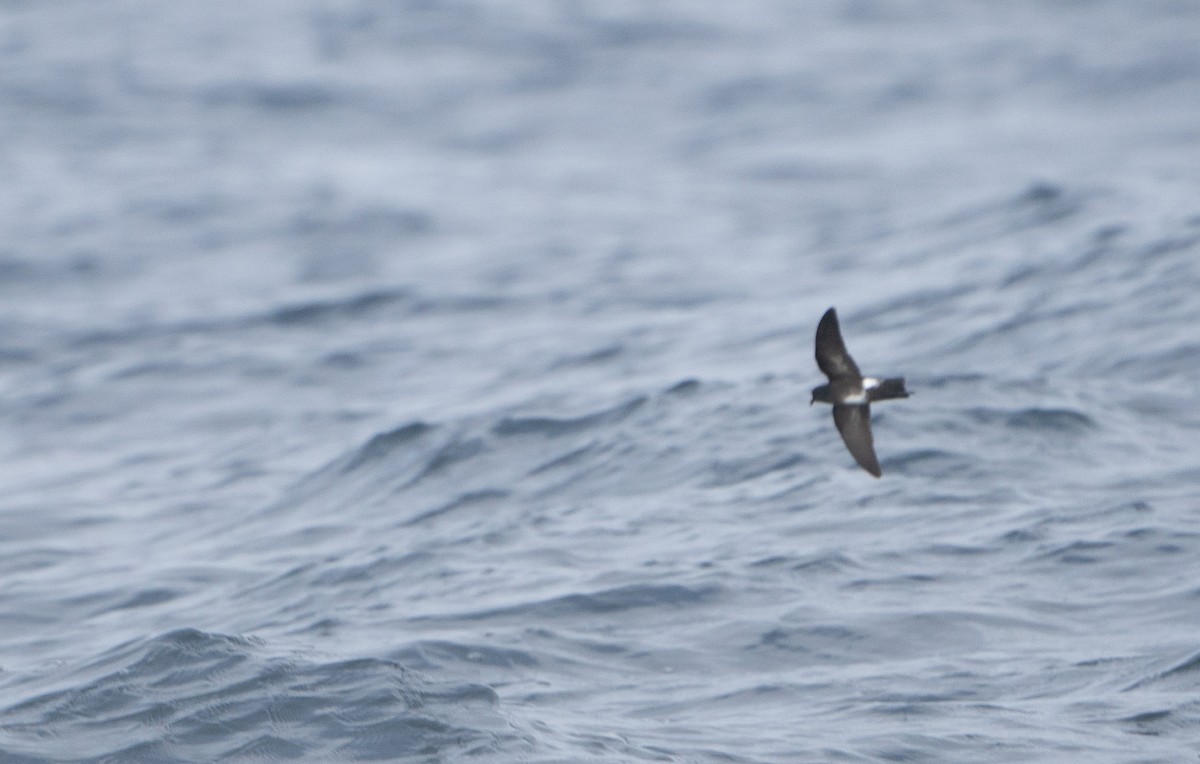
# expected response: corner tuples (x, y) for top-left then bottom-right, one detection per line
(832, 404), (881, 477)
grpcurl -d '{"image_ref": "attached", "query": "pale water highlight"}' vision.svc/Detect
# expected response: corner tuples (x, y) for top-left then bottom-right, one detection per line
(1, 2), (1199, 762)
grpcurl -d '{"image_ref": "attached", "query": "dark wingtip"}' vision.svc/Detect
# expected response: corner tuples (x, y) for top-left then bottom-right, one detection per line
(859, 455), (882, 478)
(815, 307), (840, 348)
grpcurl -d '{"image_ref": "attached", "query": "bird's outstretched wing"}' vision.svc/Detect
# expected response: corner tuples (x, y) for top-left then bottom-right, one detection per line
(832, 403), (881, 477)
(815, 307), (861, 381)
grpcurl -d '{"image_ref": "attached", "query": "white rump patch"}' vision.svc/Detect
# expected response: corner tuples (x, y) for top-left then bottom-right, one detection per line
(863, 377), (880, 389)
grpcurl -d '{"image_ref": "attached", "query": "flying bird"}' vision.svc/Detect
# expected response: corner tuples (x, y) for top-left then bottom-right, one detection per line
(811, 307), (908, 477)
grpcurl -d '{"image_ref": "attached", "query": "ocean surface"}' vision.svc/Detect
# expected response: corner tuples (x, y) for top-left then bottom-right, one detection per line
(1, 1), (1199, 762)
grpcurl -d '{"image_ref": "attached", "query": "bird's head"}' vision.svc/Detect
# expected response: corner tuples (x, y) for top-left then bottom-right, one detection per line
(810, 383), (831, 406)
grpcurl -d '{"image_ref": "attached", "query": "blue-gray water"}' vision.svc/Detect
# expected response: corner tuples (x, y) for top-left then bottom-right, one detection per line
(2, 2), (1200, 762)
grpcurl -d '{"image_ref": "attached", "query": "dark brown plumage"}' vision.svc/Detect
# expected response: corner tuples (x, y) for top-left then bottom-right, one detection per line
(811, 307), (908, 477)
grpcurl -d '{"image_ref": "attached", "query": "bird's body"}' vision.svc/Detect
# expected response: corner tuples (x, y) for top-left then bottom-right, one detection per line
(811, 307), (908, 477)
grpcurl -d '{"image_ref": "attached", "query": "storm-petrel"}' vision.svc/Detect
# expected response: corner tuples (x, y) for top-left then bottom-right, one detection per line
(811, 307), (908, 477)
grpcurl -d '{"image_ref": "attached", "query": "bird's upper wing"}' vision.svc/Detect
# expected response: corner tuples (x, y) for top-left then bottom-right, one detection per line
(832, 403), (881, 477)
(815, 307), (861, 381)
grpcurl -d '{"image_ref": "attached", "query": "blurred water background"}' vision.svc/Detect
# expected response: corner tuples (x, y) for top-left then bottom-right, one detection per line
(1, 1), (1200, 761)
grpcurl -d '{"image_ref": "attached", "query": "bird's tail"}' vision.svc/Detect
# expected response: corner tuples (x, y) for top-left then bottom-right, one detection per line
(869, 377), (909, 401)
